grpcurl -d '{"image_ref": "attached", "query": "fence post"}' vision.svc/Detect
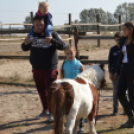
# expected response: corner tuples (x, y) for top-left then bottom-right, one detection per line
(69, 13), (71, 45)
(74, 26), (80, 59)
(0, 22), (2, 37)
(1, 25), (2, 37)
(9, 25), (11, 37)
(30, 12), (34, 23)
(96, 14), (100, 47)
(119, 15), (121, 31)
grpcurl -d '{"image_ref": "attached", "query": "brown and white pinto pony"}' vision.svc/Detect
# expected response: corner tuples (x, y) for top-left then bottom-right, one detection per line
(48, 64), (105, 134)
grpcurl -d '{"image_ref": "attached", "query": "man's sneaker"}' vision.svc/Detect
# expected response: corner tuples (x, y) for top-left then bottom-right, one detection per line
(77, 128), (85, 134)
(36, 110), (50, 119)
(112, 107), (118, 116)
(48, 114), (54, 123)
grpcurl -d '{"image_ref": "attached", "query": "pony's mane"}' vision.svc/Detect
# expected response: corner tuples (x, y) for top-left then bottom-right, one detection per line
(77, 64), (104, 88)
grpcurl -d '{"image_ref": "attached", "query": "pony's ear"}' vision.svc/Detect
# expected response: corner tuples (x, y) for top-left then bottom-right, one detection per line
(38, 0), (40, 3)
(46, 0), (48, 2)
(100, 63), (105, 70)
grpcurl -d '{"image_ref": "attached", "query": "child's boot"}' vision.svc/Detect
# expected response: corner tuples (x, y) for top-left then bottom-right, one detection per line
(77, 118), (85, 134)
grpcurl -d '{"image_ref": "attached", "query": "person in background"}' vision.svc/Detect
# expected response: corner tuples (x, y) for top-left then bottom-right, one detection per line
(114, 22), (134, 128)
(108, 32), (122, 116)
(21, 16), (65, 122)
(60, 45), (85, 134)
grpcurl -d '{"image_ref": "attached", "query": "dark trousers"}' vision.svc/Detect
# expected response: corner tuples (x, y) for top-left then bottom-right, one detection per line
(112, 80), (119, 107)
(32, 69), (58, 111)
(79, 118), (84, 129)
(117, 63), (134, 118)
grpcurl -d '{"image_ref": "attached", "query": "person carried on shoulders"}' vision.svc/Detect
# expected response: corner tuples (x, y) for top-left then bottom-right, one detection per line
(28, 0), (53, 46)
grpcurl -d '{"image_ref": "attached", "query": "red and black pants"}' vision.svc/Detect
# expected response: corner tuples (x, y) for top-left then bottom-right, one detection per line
(32, 69), (58, 111)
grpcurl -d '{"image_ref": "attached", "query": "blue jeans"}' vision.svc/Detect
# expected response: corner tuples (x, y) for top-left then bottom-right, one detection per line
(29, 24), (53, 37)
(112, 80), (119, 107)
(45, 24), (53, 37)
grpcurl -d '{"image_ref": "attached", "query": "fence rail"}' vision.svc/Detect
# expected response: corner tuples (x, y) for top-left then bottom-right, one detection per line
(0, 13), (123, 63)
(78, 36), (114, 40)
(0, 22), (124, 27)
(0, 30), (86, 35)
(0, 55), (88, 60)
(0, 37), (74, 41)
(0, 55), (107, 64)
(81, 60), (108, 64)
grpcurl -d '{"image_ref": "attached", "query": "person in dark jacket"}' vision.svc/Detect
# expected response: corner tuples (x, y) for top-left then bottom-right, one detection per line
(108, 32), (121, 116)
(114, 22), (134, 128)
(21, 16), (65, 122)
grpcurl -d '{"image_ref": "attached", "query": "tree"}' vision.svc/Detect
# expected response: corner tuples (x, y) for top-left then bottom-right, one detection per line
(63, 2), (134, 32)
(74, 19), (79, 24)
(114, 2), (134, 22)
(79, 8), (114, 31)
(106, 11), (115, 24)
(24, 16), (32, 30)
(128, 3), (134, 21)
(79, 8), (113, 24)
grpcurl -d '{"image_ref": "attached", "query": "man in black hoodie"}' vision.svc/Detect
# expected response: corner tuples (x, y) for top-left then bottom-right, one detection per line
(21, 16), (65, 122)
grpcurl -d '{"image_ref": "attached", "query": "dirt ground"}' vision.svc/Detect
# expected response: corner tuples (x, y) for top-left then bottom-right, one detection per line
(0, 86), (134, 134)
(0, 39), (134, 134)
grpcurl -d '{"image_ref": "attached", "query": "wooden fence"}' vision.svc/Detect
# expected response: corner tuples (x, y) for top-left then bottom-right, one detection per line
(0, 13), (123, 64)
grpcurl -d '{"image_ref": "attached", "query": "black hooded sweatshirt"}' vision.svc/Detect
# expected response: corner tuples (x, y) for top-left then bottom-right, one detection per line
(21, 31), (65, 70)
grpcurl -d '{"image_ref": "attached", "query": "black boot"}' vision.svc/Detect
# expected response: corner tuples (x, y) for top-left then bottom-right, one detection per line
(120, 116), (134, 128)
(77, 118), (85, 134)
(118, 96), (134, 128)
(118, 96), (133, 118)
(112, 107), (118, 116)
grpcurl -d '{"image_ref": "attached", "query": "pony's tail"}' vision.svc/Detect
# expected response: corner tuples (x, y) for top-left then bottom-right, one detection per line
(53, 88), (65, 134)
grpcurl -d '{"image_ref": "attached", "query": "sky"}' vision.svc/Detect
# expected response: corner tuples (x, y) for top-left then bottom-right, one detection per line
(0, 0), (133, 27)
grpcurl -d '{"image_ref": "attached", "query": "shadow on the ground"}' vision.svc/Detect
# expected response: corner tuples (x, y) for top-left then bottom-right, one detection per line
(14, 125), (53, 134)
(100, 95), (112, 98)
(97, 127), (126, 134)
(0, 90), (37, 96)
(0, 82), (37, 96)
(97, 114), (113, 120)
(0, 82), (35, 88)
(0, 118), (53, 134)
